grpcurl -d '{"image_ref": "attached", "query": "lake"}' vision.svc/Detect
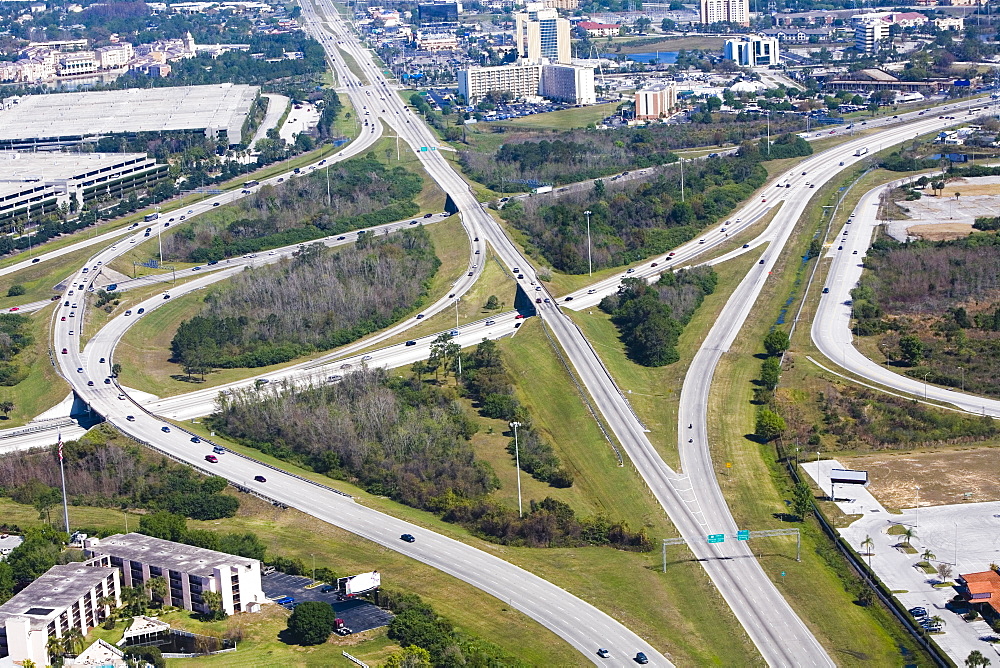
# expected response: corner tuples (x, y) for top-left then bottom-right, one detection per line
(624, 51), (679, 64)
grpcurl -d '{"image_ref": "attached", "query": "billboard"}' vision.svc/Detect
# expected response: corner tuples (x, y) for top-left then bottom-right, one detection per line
(830, 469), (868, 485)
(344, 571), (381, 596)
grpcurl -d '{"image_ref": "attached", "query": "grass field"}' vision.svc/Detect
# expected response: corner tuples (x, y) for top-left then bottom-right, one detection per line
(337, 47), (369, 85)
(0, 243), (117, 311)
(0, 305), (66, 426)
(496, 103), (621, 130)
(611, 35), (726, 53)
(702, 167), (931, 664)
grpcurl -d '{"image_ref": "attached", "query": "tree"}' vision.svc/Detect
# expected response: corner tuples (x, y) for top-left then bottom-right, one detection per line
(901, 527), (916, 547)
(861, 535), (875, 566)
(62, 627), (84, 656)
(384, 646), (432, 668)
(5, 284), (25, 297)
(760, 357), (781, 391)
(898, 335), (924, 365)
(754, 408), (786, 442)
(138, 511), (187, 542)
(484, 295), (499, 310)
(791, 482), (813, 521)
(763, 330), (790, 356)
(937, 562), (953, 582)
(145, 576), (168, 607)
(121, 586), (148, 617)
(287, 601), (336, 645)
(202, 590), (227, 621)
(46, 635), (64, 665)
(0, 401), (13, 419)
(111, 363), (122, 377)
(966, 649), (991, 668)
(921, 548), (935, 562)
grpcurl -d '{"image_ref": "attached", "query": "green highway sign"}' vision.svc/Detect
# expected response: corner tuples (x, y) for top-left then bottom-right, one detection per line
(737, 530), (750, 541)
(707, 534), (725, 544)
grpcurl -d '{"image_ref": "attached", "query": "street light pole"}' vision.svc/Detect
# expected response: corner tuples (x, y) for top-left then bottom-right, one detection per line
(584, 210), (592, 277)
(923, 371), (930, 399)
(509, 421), (523, 518)
(958, 366), (965, 393)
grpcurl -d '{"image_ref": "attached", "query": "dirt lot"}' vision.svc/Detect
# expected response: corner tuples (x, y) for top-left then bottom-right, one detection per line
(906, 222), (974, 240)
(841, 446), (1000, 510)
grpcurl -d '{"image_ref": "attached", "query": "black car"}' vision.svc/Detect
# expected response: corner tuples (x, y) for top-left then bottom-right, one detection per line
(405, 340), (417, 346)
(254, 475), (267, 483)
(191, 436), (201, 443)
(321, 585), (334, 593)
(635, 652), (648, 664)
(401, 533), (416, 543)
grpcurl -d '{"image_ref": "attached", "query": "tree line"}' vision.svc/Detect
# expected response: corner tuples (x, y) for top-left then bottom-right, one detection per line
(501, 133), (811, 274)
(165, 152), (421, 263)
(0, 314), (32, 387)
(0, 425), (237, 520)
(171, 229), (439, 372)
(599, 268), (718, 367)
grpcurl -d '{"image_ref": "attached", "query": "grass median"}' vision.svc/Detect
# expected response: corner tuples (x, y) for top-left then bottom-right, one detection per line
(0, 304), (66, 427)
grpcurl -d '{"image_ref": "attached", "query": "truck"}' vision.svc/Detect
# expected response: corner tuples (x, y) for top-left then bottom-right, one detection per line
(333, 618), (353, 636)
(854, 147), (869, 157)
(532, 185), (553, 194)
(144, 213), (159, 222)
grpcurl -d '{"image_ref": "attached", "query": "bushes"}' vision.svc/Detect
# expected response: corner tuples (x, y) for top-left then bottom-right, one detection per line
(287, 601), (337, 645)
(0, 314), (33, 387)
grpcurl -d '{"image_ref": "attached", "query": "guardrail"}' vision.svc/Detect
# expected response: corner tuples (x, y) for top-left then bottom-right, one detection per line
(0, 417), (76, 440)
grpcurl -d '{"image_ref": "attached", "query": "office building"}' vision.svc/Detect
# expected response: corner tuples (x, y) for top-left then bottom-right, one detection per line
(724, 34), (780, 67)
(0, 151), (167, 225)
(418, 1), (462, 22)
(635, 83), (678, 120)
(855, 20), (890, 53)
(459, 61), (595, 104)
(416, 33), (460, 50)
(515, 2), (571, 63)
(544, 0), (578, 9)
(0, 563), (120, 667)
(700, 0), (749, 26)
(85, 533), (266, 616)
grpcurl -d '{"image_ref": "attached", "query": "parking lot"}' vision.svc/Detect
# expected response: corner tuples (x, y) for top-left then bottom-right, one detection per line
(262, 572), (394, 633)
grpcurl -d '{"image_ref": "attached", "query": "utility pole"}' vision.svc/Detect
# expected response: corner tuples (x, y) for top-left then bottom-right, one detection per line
(509, 421), (523, 517)
(584, 210), (592, 276)
(680, 158), (685, 202)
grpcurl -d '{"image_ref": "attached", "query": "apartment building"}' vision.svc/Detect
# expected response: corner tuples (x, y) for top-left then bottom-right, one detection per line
(700, 0), (749, 26)
(85, 533), (266, 616)
(635, 83), (678, 120)
(514, 2), (571, 63)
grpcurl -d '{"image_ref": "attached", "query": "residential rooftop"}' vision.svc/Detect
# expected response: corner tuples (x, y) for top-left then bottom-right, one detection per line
(0, 564), (115, 630)
(87, 533), (259, 577)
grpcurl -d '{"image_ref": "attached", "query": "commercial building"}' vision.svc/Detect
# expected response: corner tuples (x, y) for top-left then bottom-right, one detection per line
(823, 68), (944, 94)
(515, 2), (571, 63)
(416, 33), (460, 50)
(0, 151), (167, 225)
(544, 0), (579, 9)
(0, 562), (120, 667)
(855, 20), (890, 53)
(635, 83), (678, 120)
(459, 61), (595, 104)
(85, 533), (267, 616)
(0, 83), (260, 147)
(935, 16), (964, 30)
(417, 1), (462, 22)
(577, 21), (621, 38)
(56, 51), (97, 76)
(724, 34), (780, 67)
(700, 0), (749, 26)
(958, 569), (1000, 622)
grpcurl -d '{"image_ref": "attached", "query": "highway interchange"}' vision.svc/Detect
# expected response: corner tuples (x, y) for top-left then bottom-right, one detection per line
(4, 6), (1000, 663)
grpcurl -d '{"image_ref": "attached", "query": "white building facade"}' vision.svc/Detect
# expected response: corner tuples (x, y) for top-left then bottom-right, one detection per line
(724, 34), (780, 67)
(515, 2), (571, 63)
(700, 0), (749, 26)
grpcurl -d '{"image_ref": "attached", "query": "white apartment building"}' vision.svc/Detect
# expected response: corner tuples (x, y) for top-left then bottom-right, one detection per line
(95, 43), (135, 69)
(935, 16), (964, 30)
(0, 563), (120, 667)
(85, 533), (266, 616)
(540, 63), (596, 104)
(635, 83), (677, 120)
(515, 2), (571, 63)
(855, 20), (890, 53)
(57, 51), (97, 76)
(724, 34), (780, 67)
(459, 61), (595, 104)
(700, 0), (749, 26)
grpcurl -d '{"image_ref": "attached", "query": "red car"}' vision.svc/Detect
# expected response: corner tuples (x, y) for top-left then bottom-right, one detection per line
(8, 307), (18, 312)
(61, 348), (68, 354)
(668, 252), (675, 257)
(205, 455), (218, 463)
(514, 314), (525, 319)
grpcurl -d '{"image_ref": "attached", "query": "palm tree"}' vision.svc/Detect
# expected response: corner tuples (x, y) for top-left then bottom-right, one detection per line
(62, 626), (84, 657)
(145, 576), (168, 607)
(921, 548), (936, 563)
(902, 527), (916, 547)
(46, 635), (64, 665)
(861, 535), (875, 567)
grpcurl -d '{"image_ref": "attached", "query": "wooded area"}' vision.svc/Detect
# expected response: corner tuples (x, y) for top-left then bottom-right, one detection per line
(854, 232), (1000, 397)
(599, 268), (718, 367)
(501, 134), (810, 273)
(166, 152), (422, 262)
(0, 314), (32, 387)
(171, 228), (439, 370)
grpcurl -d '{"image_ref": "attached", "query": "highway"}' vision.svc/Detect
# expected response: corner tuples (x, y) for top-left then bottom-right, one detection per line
(9, 1), (1000, 662)
(813, 178), (1000, 418)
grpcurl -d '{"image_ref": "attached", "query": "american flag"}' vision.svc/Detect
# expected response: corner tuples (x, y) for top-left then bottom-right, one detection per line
(58, 431), (63, 462)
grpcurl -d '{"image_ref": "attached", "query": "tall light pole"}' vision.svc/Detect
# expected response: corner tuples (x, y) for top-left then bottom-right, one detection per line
(680, 158), (685, 203)
(958, 366), (965, 393)
(510, 421), (523, 518)
(915, 485), (920, 529)
(584, 210), (592, 277)
(454, 297), (462, 376)
(923, 371), (930, 399)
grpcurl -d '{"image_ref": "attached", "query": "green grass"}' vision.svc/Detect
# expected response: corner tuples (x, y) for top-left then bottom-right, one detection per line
(0, 305), (67, 426)
(0, 243), (122, 311)
(703, 168), (931, 665)
(496, 103), (621, 130)
(337, 47), (369, 85)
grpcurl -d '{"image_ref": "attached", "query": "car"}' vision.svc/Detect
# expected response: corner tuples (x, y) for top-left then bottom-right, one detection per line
(213, 202), (220, 207)
(410, 220), (418, 225)
(810, 184), (815, 189)
(626, 268), (635, 274)
(485, 320), (496, 326)
(543, 298), (550, 303)
(405, 340), (417, 346)
(698, 239), (706, 244)
(87, 381), (94, 386)
(179, 216), (185, 221)
(839, 161), (845, 166)
(416, 314), (424, 319)
(742, 244), (750, 249)
(564, 296), (573, 301)
(254, 475), (267, 483)
(68, 330), (75, 335)
(192, 266), (201, 271)
(468, 272), (474, 276)
(668, 252), (676, 257)
(125, 310), (132, 316)
(61, 316), (67, 321)
(341, 363), (353, 370)
(64, 301), (69, 306)
(475, 249), (480, 254)
(191, 436), (201, 443)
(838, 246), (843, 250)
(424, 213), (433, 218)
(598, 648), (610, 658)
(61, 348), (68, 354)
(853, 250), (858, 254)
(76, 367), (83, 373)
(362, 355), (373, 361)
(137, 308), (145, 314)
(400, 534), (416, 543)
(822, 287), (830, 294)
(320, 585), (334, 593)
(163, 294), (170, 299)
(126, 415), (135, 422)
(909, 607), (927, 617)
(517, 274), (524, 279)
(69, 290), (74, 296)
(514, 314), (525, 319)
(449, 329), (459, 336)
(513, 267), (520, 273)
(801, 172), (807, 176)
(31, 258), (40, 263)
(104, 378), (111, 384)
(208, 260), (219, 265)
(205, 455), (218, 463)
(161, 426), (171, 433)
(635, 652), (649, 664)
(759, 259), (765, 265)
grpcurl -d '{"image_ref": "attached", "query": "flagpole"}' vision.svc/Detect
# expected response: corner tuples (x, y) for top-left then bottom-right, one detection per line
(58, 432), (70, 536)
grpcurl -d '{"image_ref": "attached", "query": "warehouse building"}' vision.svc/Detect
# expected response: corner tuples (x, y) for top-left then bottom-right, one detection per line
(0, 151), (167, 226)
(0, 562), (120, 667)
(0, 83), (260, 149)
(85, 533), (266, 616)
